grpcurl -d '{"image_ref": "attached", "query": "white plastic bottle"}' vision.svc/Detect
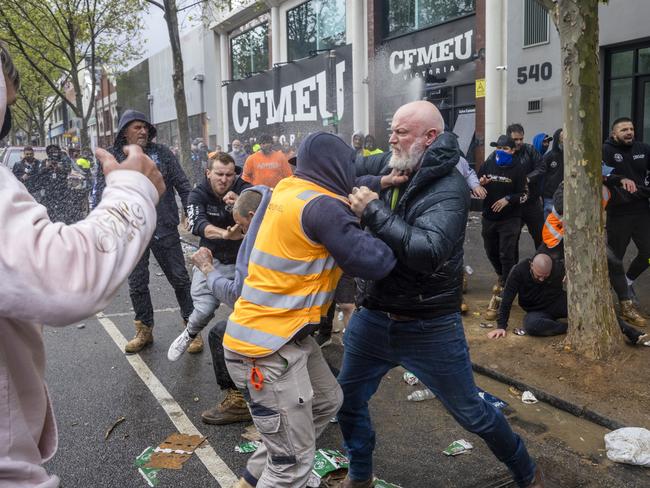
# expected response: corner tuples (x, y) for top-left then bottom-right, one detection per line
(407, 389), (436, 402)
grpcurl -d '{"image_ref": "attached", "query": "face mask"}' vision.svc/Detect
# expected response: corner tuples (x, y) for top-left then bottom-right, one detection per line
(495, 149), (513, 166)
(0, 107), (12, 140)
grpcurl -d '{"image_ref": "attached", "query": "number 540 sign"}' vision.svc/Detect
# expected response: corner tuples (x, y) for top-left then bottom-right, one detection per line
(517, 62), (552, 84)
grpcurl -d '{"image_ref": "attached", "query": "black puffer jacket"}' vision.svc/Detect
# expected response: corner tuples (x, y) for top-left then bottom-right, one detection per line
(358, 132), (470, 318)
(94, 110), (192, 237)
(542, 128), (564, 199)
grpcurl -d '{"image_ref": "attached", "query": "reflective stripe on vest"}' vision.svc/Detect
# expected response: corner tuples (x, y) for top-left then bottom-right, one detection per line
(224, 177), (344, 357)
(542, 208), (564, 248)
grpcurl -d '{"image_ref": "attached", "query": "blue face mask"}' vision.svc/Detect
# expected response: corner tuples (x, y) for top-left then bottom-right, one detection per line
(495, 149), (513, 166)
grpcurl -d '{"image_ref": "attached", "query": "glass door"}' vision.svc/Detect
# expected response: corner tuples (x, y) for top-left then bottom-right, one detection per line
(636, 76), (650, 143)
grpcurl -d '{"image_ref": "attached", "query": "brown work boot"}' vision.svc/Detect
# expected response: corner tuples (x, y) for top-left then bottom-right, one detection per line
(340, 476), (374, 488)
(526, 467), (545, 487)
(187, 333), (204, 353)
(124, 320), (153, 354)
(484, 295), (501, 321)
(461, 302), (469, 314)
(230, 478), (254, 488)
(201, 389), (251, 425)
(621, 300), (646, 327)
(492, 283), (503, 295)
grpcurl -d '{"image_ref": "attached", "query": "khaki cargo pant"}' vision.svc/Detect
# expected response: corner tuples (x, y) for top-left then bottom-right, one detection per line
(225, 336), (343, 488)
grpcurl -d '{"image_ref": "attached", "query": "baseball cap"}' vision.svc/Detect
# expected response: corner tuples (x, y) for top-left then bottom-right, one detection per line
(490, 135), (516, 149)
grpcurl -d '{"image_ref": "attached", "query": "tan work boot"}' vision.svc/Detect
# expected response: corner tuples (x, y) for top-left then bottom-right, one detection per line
(492, 283), (503, 295)
(125, 320), (153, 354)
(526, 467), (545, 487)
(187, 333), (204, 353)
(340, 476), (375, 488)
(621, 300), (646, 327)
(461, 302), (469, 314)
(230, 478), (254, 488)
(201, 388), (251, 425)
(484, 295), (501, 321)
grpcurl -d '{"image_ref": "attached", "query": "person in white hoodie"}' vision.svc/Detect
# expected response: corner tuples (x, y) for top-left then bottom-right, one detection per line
(0, 42), (165, 488)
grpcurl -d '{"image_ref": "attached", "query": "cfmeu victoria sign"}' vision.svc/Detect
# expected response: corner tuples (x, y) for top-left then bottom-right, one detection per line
(227, 44), (353, 143)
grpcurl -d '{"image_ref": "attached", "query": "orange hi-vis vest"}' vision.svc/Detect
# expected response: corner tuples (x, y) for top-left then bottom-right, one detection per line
(223, 177), (344, 357)
(542, 186), (611, 249)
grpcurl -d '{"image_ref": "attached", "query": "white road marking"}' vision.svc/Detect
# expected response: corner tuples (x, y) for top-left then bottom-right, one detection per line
(96, 312), (238, 487)
(102, 307), (180, 318)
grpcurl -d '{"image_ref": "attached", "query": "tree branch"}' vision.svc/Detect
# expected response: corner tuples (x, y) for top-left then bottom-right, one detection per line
(145, 0), (165, 11)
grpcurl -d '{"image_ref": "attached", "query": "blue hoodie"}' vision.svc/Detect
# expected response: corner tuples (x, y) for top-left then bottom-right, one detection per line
(532, 132), (549, 156)
(295, 132), (396, 281)
(204, 185), (272, 307)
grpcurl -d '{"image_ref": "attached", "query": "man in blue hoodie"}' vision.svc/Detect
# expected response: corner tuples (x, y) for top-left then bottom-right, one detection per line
(94, 109), (193, 353)
(341, 101), (542, 488)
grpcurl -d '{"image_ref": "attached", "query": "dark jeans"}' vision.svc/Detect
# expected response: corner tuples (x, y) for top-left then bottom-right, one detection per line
(128, 230), (193, 327)
(607, 246), (630, 301)
(337, 308), (536, 487)
(519, 199), (544, 251)
(482, 217), (522, 285)
(607, 210), (650, 281)
(208, 320), (236, 390)
(523, 294), (568, 336)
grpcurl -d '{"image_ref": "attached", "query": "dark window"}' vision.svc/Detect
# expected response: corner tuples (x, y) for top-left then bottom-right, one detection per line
(383, 0), (474, 39)
(231, 23), (269, 80)
(523, 0), (549, 47)
(287, 0), (346, 61)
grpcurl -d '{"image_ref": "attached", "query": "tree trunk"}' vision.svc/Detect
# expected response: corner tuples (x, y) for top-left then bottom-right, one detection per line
(555, 0), (620, 359)
(163, 0), (194, 185)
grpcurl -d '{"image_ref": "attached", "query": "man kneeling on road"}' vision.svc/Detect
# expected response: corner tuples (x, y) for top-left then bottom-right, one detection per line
(487, 253), (567, 339)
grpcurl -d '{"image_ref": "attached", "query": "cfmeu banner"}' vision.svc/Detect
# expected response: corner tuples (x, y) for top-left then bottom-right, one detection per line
(227, 44), (353, 147)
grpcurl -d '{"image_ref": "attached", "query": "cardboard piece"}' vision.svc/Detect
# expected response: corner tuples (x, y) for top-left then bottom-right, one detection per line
(144, 433), (205, 470)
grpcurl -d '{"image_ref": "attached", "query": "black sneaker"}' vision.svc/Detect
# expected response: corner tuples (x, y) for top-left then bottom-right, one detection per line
(315, 333), (332, 348)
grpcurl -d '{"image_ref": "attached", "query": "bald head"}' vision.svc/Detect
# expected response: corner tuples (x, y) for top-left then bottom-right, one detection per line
(388, 101), (443, 172)
(530, 253), (553, 282)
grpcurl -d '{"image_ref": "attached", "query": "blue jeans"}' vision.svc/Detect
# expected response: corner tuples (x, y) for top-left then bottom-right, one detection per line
(337, 308), (537, 487)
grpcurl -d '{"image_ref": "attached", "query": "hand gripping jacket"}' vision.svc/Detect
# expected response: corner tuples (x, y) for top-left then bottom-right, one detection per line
(223, 176), (344, 357)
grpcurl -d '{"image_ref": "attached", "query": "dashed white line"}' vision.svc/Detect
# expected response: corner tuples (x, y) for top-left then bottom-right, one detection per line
(96, 312), (238, 487)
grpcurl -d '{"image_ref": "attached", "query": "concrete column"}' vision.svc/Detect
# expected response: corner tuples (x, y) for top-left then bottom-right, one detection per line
(485, 0), (506, 145)
(271, 6), (281, 64)
(349, 0), (368, 133)
(219, 32), (230, 147)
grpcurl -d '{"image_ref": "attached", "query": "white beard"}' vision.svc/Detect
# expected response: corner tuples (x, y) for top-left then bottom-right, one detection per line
(389, 141), (426, 172)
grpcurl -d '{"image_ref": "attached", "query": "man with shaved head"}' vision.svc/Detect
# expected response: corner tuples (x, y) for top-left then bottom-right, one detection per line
(339, 101), (542, 488)
(487, 252), (567, 339)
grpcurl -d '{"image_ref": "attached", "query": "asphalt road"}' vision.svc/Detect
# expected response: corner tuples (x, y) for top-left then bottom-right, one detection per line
(42, 216), (650, 488)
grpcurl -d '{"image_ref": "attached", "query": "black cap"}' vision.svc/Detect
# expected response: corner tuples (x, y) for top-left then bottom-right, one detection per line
(490, 135), (516, 149)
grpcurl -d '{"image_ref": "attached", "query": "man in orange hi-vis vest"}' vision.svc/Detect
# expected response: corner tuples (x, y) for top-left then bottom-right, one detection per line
(223, 132), (399, 488)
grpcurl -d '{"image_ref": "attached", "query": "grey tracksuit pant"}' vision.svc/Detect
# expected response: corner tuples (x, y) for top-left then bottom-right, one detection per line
(186, 260), (236, 336)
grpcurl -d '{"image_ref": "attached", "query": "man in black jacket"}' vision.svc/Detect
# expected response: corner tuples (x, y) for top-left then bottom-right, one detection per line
(478, 135), (529, 320)
(94, 109), (194, 353)
(167, 152), (250, 362)
(12, 146), (42, 199)
(602, 117), (650, 308)
(338, 101), (541, 488)
(541, 128), (563, 219)
(507, 123), (546, 249)
(40, 144), (71, 223)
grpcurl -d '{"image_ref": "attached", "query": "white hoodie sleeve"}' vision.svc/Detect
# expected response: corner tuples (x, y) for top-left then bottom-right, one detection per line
(0, 166), (159, 326)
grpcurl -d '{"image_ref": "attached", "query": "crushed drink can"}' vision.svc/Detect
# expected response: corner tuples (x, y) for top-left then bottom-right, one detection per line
(443, 439), (474, 456)
(403, 371), (420, 386)
(235, 441), (261, 453)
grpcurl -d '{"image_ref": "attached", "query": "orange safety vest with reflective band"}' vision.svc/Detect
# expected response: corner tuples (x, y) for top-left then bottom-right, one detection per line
(542, 186), (611, 248)
(542, 207), (564, 248)
(223, 177), (345, 357)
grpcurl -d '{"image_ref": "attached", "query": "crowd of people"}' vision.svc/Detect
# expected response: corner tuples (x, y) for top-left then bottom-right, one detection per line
(3, 37), (649, 488)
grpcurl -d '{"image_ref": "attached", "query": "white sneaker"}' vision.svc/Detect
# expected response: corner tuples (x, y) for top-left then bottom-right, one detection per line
(168, 329), (193, 361)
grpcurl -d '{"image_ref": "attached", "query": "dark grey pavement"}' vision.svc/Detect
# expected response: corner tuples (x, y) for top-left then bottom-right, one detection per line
(42, 215), (650, 488)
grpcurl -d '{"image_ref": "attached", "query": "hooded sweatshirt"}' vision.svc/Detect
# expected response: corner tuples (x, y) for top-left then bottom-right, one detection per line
(602, 136), (650, 215)
(93, 110), (192, 236)
(206, 185), (272, 307)
(1, 67), (161, 488)
(295, 132), (396, 281)
(542, 128), (564, 199)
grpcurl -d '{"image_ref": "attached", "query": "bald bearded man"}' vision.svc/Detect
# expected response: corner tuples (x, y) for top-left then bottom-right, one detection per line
(339, 101), (542, 488)
(488, 253), (567, 338)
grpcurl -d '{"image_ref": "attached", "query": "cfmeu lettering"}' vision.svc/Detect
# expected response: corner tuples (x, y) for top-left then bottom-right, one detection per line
(232, 61), (346, 134)
(389, 30), (473, 74)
